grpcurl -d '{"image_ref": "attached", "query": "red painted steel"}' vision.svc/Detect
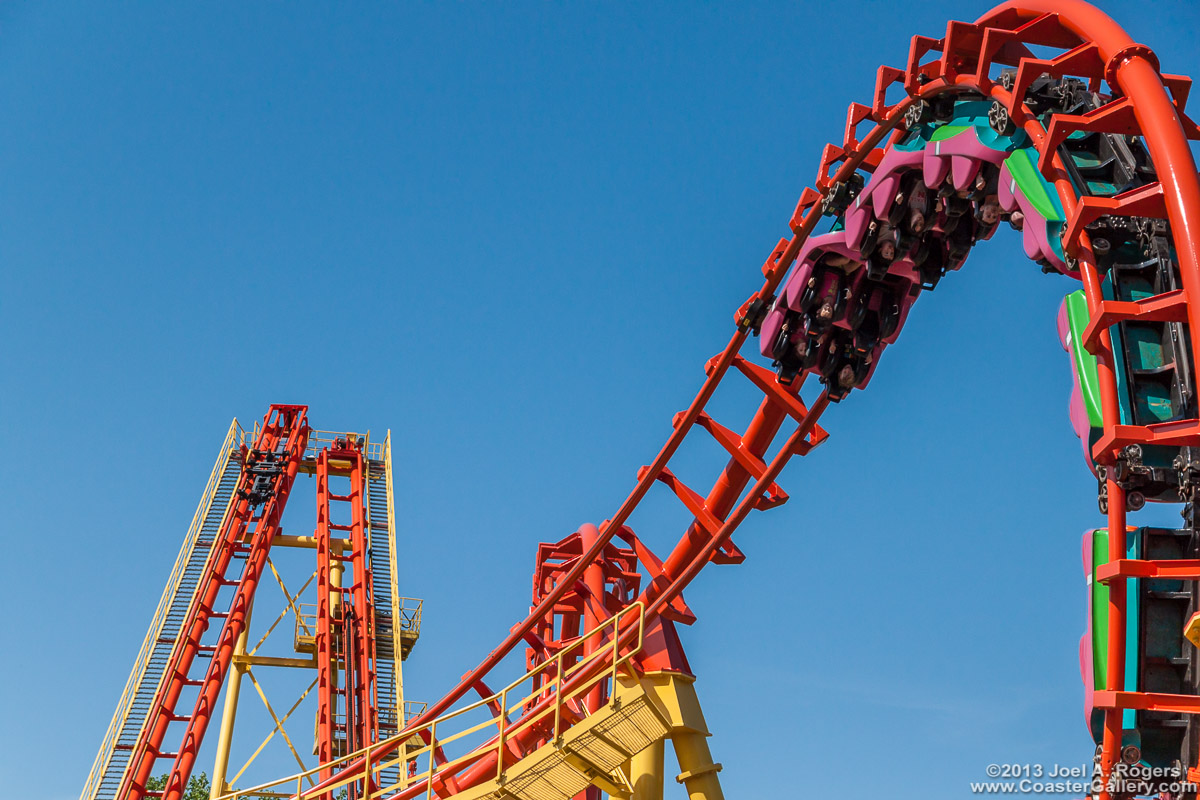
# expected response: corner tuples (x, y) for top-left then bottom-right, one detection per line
(975, 5), (1200, 793)
(120, 405), (310, 800)
(101, 3), (1200, 799)
(526, 528), (640, 688)
(343, 442), (377, 769)
(291, 5), (1200, 799)
(315, 440), (378, 799)
(314, 449), (338, 795)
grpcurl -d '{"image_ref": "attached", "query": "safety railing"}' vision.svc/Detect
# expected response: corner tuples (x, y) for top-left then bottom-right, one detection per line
(214, 602), (646, 800)
(305, 430), (384, 462)
(294, 603), (318, 652)
(397, 599), (422, 636)
(296, 601), (406, 648)
(379, 702), (428, 737)
(404, 702), (427, 725)
(381, 430), (406, 716)
(244, 425), (384, 462)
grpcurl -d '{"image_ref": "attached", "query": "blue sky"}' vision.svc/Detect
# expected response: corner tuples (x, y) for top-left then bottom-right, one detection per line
(3, 1), (1200, 798)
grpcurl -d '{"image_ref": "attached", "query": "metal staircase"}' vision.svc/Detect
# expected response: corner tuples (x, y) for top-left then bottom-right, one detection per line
(450, 680), (670, 800)
(366, 433), (420, 789)
(80, 421), (245, 800)
(211, 604), (660, 800)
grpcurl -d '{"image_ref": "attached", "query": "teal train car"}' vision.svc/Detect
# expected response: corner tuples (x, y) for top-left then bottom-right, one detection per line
(1081, 527), (1196, 774)
(1059, 287), (1192, 506)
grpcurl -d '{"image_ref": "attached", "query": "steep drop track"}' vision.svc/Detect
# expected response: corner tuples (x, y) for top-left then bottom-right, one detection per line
(205, 3), (1200, 799)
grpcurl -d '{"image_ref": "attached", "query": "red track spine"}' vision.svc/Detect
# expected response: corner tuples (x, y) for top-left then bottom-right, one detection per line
(120, 405), (310, 800)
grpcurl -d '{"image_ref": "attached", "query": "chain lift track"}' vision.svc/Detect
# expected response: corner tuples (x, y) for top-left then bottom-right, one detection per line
(80, 2), (1200, 799)
(80, 422), (245, 800)
(118, 406), (312, 800)
(83, 416), (424, 800)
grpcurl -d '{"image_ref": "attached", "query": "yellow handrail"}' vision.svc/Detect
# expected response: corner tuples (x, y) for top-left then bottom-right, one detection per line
(213, 602), (646, 800)
(397, 598), (422, 635)
(303, 429), (384, 462)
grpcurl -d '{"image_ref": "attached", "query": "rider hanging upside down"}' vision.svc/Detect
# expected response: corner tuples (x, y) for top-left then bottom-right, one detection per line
(799, 252), (860, 330)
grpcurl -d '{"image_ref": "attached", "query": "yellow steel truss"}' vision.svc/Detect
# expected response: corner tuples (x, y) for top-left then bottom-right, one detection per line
(206, 427), (419, 799)
(212, 603), (647, 800)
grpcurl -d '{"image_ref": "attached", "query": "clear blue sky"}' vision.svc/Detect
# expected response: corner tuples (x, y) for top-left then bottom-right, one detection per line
(3, 1), (1200, 798)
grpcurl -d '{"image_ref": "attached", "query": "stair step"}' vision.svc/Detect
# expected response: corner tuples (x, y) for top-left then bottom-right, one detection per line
(453, 683), (669, 800)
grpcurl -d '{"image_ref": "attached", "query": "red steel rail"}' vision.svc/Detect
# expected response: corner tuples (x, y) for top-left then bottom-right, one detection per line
(314, 449), (338, 792)
(100, 3), (1200, 799)
(315, 441), (378, 796)
(120, 405), (311, 800)
(294, 4), (1200, 800)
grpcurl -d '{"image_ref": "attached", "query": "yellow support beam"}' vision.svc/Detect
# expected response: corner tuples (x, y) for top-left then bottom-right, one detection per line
(629, 672), (724, 800)
(629, 738), (664, 800)
(273, 535), (353, 552)
(211, 603), (253, 799)
(233, 655), (318, 670)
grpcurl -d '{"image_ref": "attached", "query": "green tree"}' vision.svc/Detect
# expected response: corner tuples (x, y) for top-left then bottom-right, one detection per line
(145, 772), (212, 800)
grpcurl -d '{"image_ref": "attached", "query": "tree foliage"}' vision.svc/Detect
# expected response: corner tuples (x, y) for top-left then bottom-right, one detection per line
(145, 772), (211, 800)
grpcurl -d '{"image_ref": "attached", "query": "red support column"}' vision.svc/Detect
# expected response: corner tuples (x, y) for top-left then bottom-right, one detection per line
(314, 439), (376, 798)
(315, 449), (338, 800)
(280, 7), (1200, 800)
(975, 5), (1200, 796)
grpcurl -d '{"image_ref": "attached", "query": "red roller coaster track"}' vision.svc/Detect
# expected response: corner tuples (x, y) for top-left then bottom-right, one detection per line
(372, 2), (1200, 797)
(90, 2), (1200, 799)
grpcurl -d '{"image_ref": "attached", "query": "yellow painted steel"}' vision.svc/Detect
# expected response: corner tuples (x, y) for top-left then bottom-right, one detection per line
(384, 431), (412, 786)
(93, 424), (416, 800)
(672, 732), (724, 800)
(245, 669), (310, 775)
(397, 597), (423, 660)
(292, 603), (318, 654)
(295, 429), (385, 474)
(398, 597), (423, 635)
(1186, 611), (1200, 648)
(330, 557), (344, 622)
(383, 431), (405, 713)
(81, 419), (245, 800)
(211, 603), (648, 800)
(629, 672), (724, 800)
(234, 655), (318, 670)
(304, 429), (384, 462)
(629, 738), (665, 800)
(228, 679), (319, 790)
(210, 603), (253, 799)
(252, 572), (316, 656)
(266, 558), (307, 631)
(273, 535), (354, 551)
